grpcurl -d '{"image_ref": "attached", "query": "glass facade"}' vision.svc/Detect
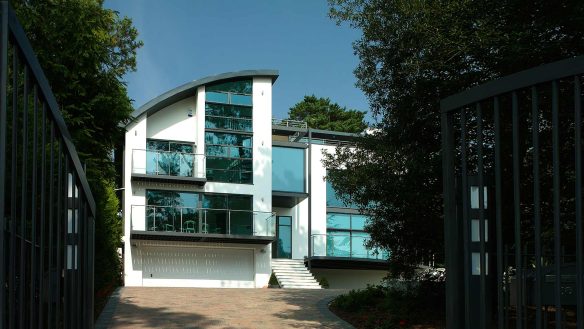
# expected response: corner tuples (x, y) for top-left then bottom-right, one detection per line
(272, 146), (305, 193)
(326, 212), (388, 260)
(145, 139), (195, 177)
(326, 178), (357, 208)
(205, 79), (253, 184)
(144, 190), (252, 235)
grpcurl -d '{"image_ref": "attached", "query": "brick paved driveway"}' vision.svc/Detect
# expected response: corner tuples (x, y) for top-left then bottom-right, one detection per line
(96, 287), (354, 329)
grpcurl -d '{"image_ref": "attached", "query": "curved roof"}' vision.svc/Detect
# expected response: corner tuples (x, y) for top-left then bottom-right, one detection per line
(129, 69), (279, 124)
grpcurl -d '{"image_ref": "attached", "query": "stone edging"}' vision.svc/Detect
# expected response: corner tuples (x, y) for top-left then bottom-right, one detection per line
(316, 295), (355, 329)
(95, 287), (123, 329)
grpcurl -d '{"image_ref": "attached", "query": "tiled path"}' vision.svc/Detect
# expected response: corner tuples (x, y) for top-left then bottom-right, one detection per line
(96, 287), (354, 329)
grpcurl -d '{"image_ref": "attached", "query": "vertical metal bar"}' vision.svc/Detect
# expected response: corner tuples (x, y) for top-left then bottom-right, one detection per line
(38, 103), (46, 329)
(70, 171), (76, 329)
(552, 80), (562, 328)
(532, 86), (543, 329)
(0, 3), (8, 328)
(55, 144), (62, 329)
(19, 65), (28, 329)
(228, 210), (230, 234)
(575, 75), (583, 329)
(476, 103), (486, 329)
(512, 91), (523, 329)
(8, 44), (17, 329)
(88, 216), (95, 326)
(494, 97), (504, 329)
(30, 84), (38, 329)
(47, 123), (54, 327)
(460, 109), (471, 328)
(442, 110), (462, 329)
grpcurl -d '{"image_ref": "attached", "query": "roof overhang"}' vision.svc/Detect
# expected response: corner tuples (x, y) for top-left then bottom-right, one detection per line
(128, 69), (279, 125)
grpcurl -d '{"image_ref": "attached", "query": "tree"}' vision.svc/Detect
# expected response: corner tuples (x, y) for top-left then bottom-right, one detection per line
(12, 0), (142, 305)
(325, 0), (584, 276)
(288, 95), (367, 133)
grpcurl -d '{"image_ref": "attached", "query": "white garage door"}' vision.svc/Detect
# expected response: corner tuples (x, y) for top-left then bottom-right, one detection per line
(141, 247), (255, 287)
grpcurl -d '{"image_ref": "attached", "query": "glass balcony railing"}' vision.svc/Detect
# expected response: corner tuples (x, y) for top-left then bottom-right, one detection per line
(311, 233), (389, 260)
(205, 115), (252, 132)
(272, 118), (308, 129)
(130, 205), (276, 237)
(132, 149), (206, 179)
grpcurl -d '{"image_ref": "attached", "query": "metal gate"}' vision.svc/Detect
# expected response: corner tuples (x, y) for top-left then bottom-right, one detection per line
(441, 56), (584, 328)
(0, 2), (96, 329)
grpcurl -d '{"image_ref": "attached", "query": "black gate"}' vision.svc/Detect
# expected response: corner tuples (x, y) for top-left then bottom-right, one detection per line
(441, 57), (584, 328)
(0, 2), (96, 329)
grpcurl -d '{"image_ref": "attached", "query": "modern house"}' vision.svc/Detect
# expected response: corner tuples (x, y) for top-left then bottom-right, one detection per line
(121, 70), (388, 289)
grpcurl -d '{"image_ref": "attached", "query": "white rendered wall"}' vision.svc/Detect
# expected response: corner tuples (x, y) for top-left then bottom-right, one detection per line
(311, 269), (387, 289)
(310, 144), (334, 256)
(146, 97), (197, 143)
(123, 116), (147, 286)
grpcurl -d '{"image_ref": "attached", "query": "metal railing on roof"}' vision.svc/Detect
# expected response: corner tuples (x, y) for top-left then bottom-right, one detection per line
(272, 118), (308, 129)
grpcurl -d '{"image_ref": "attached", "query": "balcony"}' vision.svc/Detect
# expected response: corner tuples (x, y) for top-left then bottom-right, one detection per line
(308, 233), (389, 270)
(130, 205), (276, 245)
(131, 149), (206, 185)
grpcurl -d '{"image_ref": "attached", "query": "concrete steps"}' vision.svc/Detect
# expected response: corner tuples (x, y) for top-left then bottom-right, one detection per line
(271, 259), (322, 289)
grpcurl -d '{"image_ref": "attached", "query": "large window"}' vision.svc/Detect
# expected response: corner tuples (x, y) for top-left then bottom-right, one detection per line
(272, 146), (305, 193)
(205, 103), (252, 132)
(205, 132), (253, 183)
(145, 139), (195, 177)
(326, 178), (357, 208)
(144, 190), (252, 234)
(205, 79), (252, 106)
(205, 78), (253, 184)
(326, 212), (388, 259)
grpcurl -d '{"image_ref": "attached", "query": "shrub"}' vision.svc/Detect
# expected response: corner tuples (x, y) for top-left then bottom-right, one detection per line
(317, 277), (330, 288)
(268, 272), (279, 287)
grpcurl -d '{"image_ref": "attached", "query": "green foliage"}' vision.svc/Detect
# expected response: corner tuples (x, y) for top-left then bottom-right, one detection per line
(325, 0), (584, 276)
(12, 0), (142, 311)
(317, 276), (330, 288)
(268, 272), (279, 287)
(93, 180), (123, 290)
(330, 281), (445, 328)
(288, 95), (367, 133)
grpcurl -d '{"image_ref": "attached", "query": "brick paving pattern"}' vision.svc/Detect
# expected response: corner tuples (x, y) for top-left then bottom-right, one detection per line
(97, 287), (354, 329)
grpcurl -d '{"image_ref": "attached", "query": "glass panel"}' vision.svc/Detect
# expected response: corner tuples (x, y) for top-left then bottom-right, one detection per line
(169, 142), (193, 153)
(471, 219), (488, 242)
(230, 211), (253, 235)
(351, 232), (369, 258)
(182, 208), (199, 233)
(351, 215), (367, 230)
(326, 179), (357, 208)
(205, 116), (252, 132)
(146, 140), (169, 151)
(204, 209), (227, 234)
(206, 91), (229, 104)
(326, 233), (350, 257)
(277, 223), (292, 258)
(272, 147), (305, 193)
(205, 103), (252, 118)
(146, 190), (198, 208)
(231, 94), (252, 106)
(228, 195), (252, 211)
(279, 216), (291, 226)
(206, 80), (252, 94)
(471, 252), (489, 275)
(326, 213), (351, 229)
(205, 132), (253, 148)
(470, 186), (488, 209)
(202, 194), (227, 209)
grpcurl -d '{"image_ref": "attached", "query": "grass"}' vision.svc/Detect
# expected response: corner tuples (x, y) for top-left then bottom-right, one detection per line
(329, 280), (446, 329)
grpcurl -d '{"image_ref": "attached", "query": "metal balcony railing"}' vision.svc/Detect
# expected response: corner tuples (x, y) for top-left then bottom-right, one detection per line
(131, 205), (276, 237)
(132, 149), (206, 179)
(311, 233), (389, 260)
(272, 118), (308, 129)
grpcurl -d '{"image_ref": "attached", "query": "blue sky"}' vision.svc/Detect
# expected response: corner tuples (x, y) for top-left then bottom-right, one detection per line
(103, 0), (370, 120)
